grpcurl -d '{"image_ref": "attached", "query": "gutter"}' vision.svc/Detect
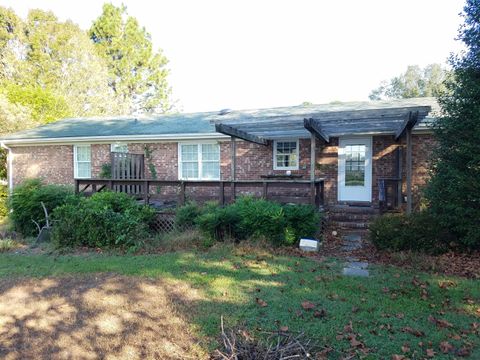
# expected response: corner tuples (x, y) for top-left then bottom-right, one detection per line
(0, 142), (13, 194)
(0, 132), (231, 146)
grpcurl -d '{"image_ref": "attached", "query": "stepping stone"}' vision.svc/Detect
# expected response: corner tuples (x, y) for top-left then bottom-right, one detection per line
(346, 261), (368, 269)
(343, 234), (362, 243)
(342, 267), (370, 277)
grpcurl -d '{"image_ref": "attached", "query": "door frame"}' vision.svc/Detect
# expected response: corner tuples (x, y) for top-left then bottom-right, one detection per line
(337, 136), (373, 202)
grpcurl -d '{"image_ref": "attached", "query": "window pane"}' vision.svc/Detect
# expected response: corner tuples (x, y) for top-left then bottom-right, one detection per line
(202, 144), (220, 161)
(76, 146), (91, 161)
(202, 162), (220, 179)
(111, 143), (128, 153)
(181, 145), (198, 161)
(275, 141), (297, 168)
(77, 162), (91, 178)
(345, 144), (365, 186)
(182, 162), (198, 179)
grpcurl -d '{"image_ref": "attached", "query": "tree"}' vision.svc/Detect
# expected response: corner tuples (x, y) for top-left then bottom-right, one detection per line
(89, 3), (172, 114)
(425, 0), (480, 249)
(369, 64), (448, 100)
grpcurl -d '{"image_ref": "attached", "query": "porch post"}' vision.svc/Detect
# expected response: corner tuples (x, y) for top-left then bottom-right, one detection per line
(310, 133), (316, 205)
(230, 137), (236, 202)
(406, 128), (413, 214)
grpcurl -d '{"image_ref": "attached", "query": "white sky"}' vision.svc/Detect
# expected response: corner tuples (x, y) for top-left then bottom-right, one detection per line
(2, 0), (465, 112)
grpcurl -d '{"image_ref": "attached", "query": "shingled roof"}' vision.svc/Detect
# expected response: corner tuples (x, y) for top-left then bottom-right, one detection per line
(0, 97), (438, 145)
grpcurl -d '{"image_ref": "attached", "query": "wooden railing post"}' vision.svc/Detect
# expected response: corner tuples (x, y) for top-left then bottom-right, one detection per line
(180, 181), (186, 205)
(262, 181), (268, 199)
(219, 181), (225, 206)
(144, 180), (149, 205)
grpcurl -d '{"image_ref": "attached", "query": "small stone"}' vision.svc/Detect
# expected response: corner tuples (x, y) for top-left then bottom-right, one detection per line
(332, 230), (338, 236)
(342, 267), (369, 277)
(299, 239), (319, 252)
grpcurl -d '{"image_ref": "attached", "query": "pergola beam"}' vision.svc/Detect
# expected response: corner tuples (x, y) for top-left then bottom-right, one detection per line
(303, 118), (330, 143)
(215, 123), (268, 145)
(395, 111), (420, 140)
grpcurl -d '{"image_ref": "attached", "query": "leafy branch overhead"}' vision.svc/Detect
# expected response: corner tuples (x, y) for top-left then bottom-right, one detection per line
(369, 64), (449, 100)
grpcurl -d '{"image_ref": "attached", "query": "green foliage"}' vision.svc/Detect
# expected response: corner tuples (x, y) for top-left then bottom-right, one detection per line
(425, 1), (480, 250)
(369, 212), (450, 254)
(99, 163), (112, 179)
(52, 191), (155, 250)
(177, 197), (322, 246)
(175, 202), (202, 231)
(0, 184), (7, 217)
(8, 179), (73, 236)
(89, 3), (172, 113)
(283, 204), (321, 245)
(369, 64), (448, 100)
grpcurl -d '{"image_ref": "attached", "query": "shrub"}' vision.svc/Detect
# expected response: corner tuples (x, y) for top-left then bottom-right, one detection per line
(0, 185), (7, 218)
(283, 204), (321, 245)
(369, 211), (452, 254)
(8, 179), (73, 236)
(175, 202), (202, 231)
(52, 191), (155, 250)
(183, 196), (322, 246)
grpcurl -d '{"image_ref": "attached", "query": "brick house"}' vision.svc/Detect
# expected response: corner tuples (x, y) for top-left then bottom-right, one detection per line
(0, 98), (438, 219)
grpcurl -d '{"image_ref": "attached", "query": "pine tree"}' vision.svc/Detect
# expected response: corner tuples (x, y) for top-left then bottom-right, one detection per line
(426, 0), (480, 249)
(89, 3), (172, 114)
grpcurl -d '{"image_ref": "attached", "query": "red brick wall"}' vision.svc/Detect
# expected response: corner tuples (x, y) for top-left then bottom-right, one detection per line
(11, 145), (74, 186)
(9, 134), (436, 209)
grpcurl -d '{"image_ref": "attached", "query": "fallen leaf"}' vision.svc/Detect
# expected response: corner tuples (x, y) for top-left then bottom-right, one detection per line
(301, 301), (315, 311)
(313, 309), (327, 318)
(426, 348), (436, 357)
(279, 326), (288, 332)
(352, 306), (359, 313)
(401, 344), (410, 353)
(349, 335), (363, 348)
(336, 334), (344, 341)
(402, 327), (425, 337)
(439, 341), (454, 354)
(392, 356), (406, 360)
(256, 298), (268, 307)
(456, 347), (471, 357)
(344, 321), (353, 333)
(428, 315), (453, 328)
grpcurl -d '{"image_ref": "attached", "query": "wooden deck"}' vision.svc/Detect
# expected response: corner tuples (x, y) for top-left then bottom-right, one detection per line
(75, 178), (325, 208)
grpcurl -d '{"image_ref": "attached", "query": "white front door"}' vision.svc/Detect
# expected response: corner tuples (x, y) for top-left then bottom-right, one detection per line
(338, 137), (372, 202)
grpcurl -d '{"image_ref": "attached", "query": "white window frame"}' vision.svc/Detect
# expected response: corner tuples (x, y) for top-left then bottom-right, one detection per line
(73, 144), (91, 179)
(111, 143), (128, 153)
(178, 142), (221, 180)
(273, 139), (300, 171)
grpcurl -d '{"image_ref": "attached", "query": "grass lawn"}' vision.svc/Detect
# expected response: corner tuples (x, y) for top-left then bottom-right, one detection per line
(0, 245), (479, 359)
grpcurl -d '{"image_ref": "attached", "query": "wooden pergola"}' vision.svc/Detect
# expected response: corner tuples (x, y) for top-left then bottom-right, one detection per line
(215, 105), (432, 213)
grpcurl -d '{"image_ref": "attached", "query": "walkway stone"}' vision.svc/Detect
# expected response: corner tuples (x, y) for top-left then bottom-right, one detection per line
(340, 232), (370, 277)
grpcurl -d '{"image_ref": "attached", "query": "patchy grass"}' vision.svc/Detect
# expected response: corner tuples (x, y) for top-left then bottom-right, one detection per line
(0, 245), (479, 359)
(0, 238), (23, 253)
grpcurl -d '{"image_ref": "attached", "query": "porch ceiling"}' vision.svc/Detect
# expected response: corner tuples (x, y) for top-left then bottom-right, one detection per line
(214, 105), (432, 144)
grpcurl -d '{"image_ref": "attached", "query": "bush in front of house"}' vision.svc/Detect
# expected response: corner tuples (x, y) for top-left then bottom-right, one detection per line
(175, 201), (203, 231)
(369, 211), (452, 254)
(178, 196), (322, 246)
(52, 191), (156, 250)
(0, 184), (7, 218)
(8, 179), (73, 236)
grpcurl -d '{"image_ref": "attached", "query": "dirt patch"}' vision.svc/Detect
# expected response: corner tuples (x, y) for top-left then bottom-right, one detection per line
(0, 274), (207, 360)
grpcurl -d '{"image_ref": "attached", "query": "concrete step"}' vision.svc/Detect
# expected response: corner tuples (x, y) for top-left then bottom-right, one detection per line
(327, 213), (377, 222)
(331, 221), (370, 229)
(327, 205), (379, 215)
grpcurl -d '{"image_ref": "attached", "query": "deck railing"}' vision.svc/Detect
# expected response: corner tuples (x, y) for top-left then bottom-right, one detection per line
(75, 178), (325, 208)
(378, 178), (402, 212)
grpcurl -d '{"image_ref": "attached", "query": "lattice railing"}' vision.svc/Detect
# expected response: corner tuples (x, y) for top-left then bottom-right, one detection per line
(151, 212), (176, 233)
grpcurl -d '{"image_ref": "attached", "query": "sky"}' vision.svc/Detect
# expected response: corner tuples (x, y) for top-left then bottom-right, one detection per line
(2, 0), (466, 113)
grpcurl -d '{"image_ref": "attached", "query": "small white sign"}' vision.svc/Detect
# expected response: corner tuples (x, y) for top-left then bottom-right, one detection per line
(299, 238), (319, 252)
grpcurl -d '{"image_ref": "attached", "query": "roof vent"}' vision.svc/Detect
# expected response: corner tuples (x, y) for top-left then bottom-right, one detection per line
(218, 108), (231, 115)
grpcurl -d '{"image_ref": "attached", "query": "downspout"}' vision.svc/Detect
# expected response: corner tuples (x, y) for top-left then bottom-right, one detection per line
(1, 142), (13, 194)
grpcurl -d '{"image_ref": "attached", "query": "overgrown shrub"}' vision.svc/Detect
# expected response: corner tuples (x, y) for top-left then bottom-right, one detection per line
(0, 185), (7, 218)
(177, 196), (322, 246)
(369, 211), (452, 254)
(8, 179), (73, 236)
(52, 191), (155, 250)
(283, 204), (321, 245)
(175, 202), (203, 231)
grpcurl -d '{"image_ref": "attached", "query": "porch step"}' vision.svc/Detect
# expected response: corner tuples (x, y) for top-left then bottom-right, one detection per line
(326, 205), (379, 233)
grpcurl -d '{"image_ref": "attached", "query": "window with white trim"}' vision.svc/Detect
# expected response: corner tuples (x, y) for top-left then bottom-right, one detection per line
(74, 145), (91, 178)
(179, 143), (220, 180)
(274, 140), (299, 170)
(111, 143), (128, 153)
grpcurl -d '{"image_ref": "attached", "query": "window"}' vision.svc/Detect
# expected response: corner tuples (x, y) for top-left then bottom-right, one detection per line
(345, 144), (366, 186)
(274, 140), (299, 170)
(111, 143), (128, 153)
(74, 145), (91, 178)
(179, 143), (220, 180)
